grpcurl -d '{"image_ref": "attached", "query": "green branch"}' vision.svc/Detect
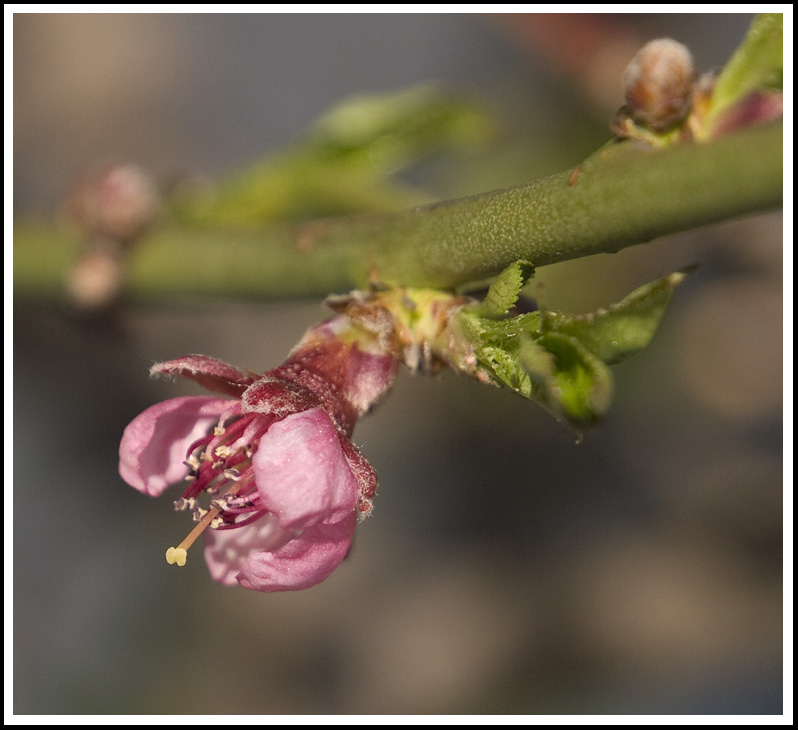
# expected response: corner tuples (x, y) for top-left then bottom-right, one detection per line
(14, 121), (782, 300)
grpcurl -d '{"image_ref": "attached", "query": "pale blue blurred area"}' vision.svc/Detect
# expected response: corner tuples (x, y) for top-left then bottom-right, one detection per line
(13, 13), (782, 715)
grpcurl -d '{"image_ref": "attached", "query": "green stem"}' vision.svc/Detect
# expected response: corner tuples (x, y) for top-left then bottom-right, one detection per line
(14, 122), (782, 300)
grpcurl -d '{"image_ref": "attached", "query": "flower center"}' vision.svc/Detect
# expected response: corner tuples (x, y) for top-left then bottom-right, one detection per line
(165, 411), (273, 567)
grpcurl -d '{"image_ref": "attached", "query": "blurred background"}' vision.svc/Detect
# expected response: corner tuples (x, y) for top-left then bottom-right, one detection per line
(12, 13), (783, 715)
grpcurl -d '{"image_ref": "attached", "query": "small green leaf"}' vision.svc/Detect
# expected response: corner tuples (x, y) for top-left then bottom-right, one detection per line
(708, 13), (783, 125)
(521, 333), (613, 422)
(309, 83), (494, 160)
(543, 269), (690, 365)
(472, 260), (534, 318)
(479, 342), (532, 395)
(453, 270), (687, 425)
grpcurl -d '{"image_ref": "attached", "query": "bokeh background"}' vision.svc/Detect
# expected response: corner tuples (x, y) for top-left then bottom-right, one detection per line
(13, 13), (783, 715)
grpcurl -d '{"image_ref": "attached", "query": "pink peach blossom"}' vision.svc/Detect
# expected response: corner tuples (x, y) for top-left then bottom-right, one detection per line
(119, 317), (397, 592)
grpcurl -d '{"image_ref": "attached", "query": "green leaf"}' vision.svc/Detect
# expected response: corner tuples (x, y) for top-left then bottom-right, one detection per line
(309, 82), (495, 161)
(708, 13), (783, 125)
(453, 269), (688, 424)
(473, 260), (535, 318)
(542, 269), (690, 365)
(520, 333), (613, 422)
(478, 341), (533, 395)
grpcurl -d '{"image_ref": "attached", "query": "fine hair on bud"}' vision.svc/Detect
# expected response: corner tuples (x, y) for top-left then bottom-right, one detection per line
(623, 38), (695, 132)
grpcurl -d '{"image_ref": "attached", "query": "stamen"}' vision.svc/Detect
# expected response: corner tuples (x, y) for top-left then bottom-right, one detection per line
(165, 480), (246, 566)
(164, 505), (221, 566)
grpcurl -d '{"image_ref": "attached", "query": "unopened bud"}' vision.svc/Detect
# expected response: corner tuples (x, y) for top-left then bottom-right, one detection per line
(63, 162), (158, 310)
(64, 243), (125, 310)
(622, 38), (695, 132)
(64, 162), (158, 243)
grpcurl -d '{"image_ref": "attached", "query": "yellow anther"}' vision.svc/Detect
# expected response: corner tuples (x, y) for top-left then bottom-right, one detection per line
(166, 546), (187, 566)
(165, 479), (247, 569)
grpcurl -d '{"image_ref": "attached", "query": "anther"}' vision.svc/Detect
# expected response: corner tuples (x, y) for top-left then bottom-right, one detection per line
(184, 454), (200, 470)
(173, 497), (198, 512)
(165, 547), (187, 566)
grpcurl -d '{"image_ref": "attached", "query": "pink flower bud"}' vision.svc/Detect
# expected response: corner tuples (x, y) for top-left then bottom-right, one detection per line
(62, 162), (159, 310)
(64, 162), (158, 243)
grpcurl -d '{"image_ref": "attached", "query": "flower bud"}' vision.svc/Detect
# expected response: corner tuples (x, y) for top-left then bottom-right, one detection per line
(64, 162), (158, 244)
(622, 38), (695, 132)
(64, 244), (125, 310)
(62, 162), (158, 310)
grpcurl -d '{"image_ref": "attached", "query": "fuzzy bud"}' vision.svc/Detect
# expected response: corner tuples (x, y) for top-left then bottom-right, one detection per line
(62, 162), (158, 310)
(64, 244), (125, 310)
(64, 162), (158, 244)
(622, 38), (695, 132)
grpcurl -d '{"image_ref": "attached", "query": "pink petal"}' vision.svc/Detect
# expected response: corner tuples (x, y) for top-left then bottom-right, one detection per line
(252, 408), (358, 531)
(236, 515), (356, 592)
(119, 396), (232, 496)
(151, 355), (252, 396)
(203, 515), (295, 586)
